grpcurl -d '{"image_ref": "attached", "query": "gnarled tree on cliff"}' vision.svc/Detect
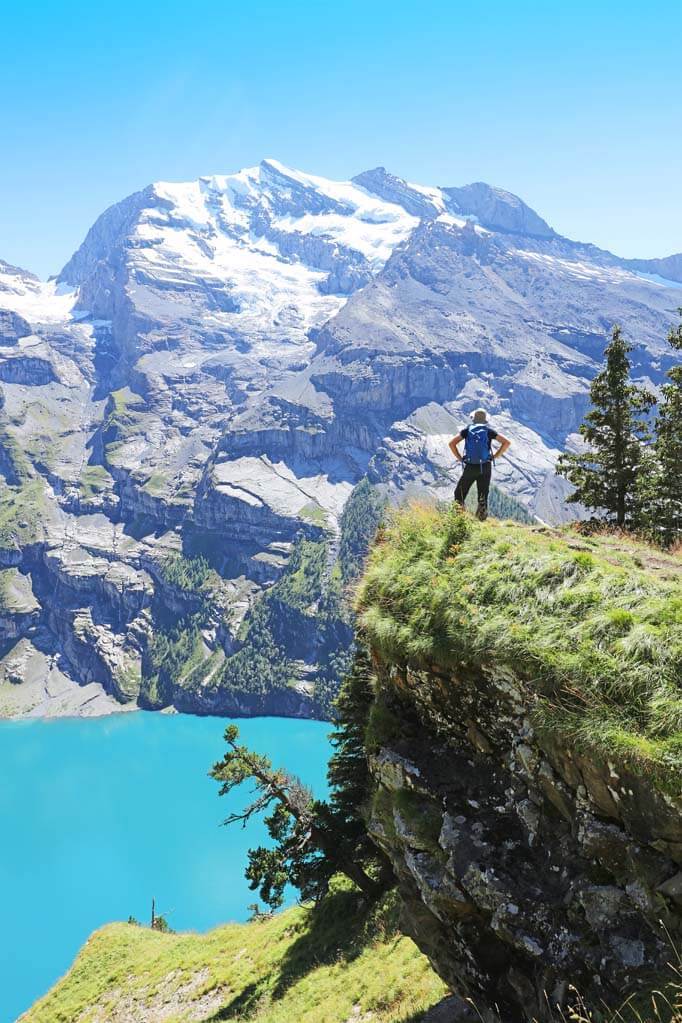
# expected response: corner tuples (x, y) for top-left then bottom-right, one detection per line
(211, 659), (393, 911)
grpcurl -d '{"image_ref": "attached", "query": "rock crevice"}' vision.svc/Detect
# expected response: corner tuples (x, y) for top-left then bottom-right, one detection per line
(364, 659), (680, 1021)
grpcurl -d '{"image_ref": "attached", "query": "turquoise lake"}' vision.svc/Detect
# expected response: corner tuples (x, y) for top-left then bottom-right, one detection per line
(0, 712), (332, 1023)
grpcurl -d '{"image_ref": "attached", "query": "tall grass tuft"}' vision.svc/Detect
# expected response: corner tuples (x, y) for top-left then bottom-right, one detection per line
(356, 503), (682, 794)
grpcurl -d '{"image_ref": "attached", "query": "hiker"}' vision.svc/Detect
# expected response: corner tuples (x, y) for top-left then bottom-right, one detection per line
(449, 409), (511, 520)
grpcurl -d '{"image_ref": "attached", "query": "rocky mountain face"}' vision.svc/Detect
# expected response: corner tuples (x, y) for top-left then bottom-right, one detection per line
(365, 662), (682, 1021)
(0, 160), (680, 718)
(366, 658), (678, 1018)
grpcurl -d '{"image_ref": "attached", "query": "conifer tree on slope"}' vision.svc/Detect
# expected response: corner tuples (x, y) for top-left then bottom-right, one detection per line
(324, 645), (393, 890)
(557, 325), (655, 526)
(637, 311), (682, 546)
(210, 648), (392, 911)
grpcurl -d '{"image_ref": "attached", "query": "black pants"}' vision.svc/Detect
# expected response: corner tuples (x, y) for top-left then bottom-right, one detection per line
(454, 462), (491, 518)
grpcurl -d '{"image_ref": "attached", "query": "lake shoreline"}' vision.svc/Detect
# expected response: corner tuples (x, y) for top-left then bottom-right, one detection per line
(0, 671), (332, 725)
(2, 713), (332, 1023)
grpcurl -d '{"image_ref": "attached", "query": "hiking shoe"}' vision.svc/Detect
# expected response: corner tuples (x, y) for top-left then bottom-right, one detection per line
(476, 506), (488, 521)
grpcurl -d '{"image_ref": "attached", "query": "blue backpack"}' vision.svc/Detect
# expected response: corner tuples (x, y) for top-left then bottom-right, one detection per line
(464, 423), (491, 464)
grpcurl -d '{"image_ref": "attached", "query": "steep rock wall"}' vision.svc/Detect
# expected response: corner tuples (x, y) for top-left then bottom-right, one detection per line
(364, 659), (680, 1021)
(357, 508), (682, 1021)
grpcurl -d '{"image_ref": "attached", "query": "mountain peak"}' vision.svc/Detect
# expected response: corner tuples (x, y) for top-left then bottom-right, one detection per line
(352, 166), (447, 218)
(352, 167), (553, 237)
(443, 181), (555, 238)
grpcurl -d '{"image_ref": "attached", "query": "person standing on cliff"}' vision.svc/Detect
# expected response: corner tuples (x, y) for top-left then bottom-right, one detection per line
(449, 409), (511, 520)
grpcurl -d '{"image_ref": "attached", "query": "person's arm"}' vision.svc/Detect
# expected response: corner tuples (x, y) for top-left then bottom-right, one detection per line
(448, 433), (464, 462)
(492, 432), (511, 461)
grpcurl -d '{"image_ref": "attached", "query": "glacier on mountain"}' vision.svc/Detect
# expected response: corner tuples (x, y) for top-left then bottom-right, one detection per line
(0, 159), (680, 718)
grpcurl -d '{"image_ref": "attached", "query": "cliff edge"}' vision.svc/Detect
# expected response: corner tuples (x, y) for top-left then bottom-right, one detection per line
(356, 505), (682, 1021)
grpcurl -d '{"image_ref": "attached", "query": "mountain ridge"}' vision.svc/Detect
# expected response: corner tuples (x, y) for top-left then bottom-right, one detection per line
(54, 161), (682, 288)
(0, 158), (680, 720)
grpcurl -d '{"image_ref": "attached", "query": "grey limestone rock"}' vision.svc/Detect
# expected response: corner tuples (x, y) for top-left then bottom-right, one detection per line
(365, 653), (681, 1022)
(0, 161), (680, 719)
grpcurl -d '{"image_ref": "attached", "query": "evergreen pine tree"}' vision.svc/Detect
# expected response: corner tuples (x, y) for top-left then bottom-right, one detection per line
(211, 653), (393, 913)
(324, 645), (392, 888)
(337, 478), (387, 583)
(557, 325), (655, 526)
(211, 723), (386, 910)
(636, 311), (682, 546)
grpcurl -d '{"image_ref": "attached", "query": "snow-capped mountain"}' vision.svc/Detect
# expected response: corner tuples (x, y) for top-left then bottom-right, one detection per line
(0, 160), (680, 719)
(59, 159), (419, 358)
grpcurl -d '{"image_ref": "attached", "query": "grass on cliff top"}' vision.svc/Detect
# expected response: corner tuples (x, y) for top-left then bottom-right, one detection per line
(0, 478), (48, 549)
(356, 503), (682, 793)
(0, 421), (33, 482)
(23, 888), (446, 1023)
(104, 387), (146, 429)
(78, 464), (113, 499)
(102, 387), (147, 465)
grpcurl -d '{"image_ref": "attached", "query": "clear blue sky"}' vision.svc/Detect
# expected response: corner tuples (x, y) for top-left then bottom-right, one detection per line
(2, 0), (681, 278)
